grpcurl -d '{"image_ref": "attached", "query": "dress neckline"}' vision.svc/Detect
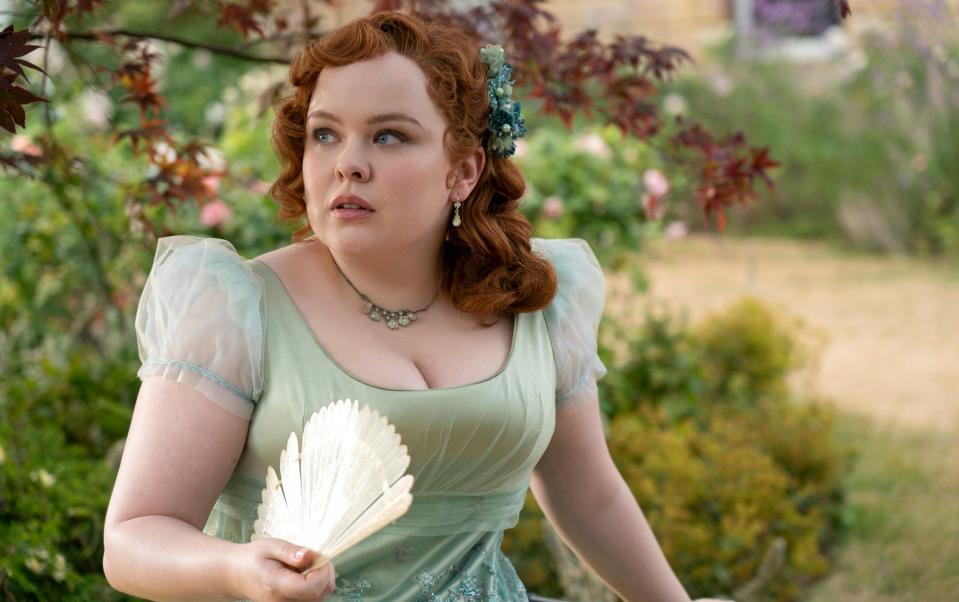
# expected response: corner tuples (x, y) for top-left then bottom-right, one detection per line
(249, 258), (521, 394)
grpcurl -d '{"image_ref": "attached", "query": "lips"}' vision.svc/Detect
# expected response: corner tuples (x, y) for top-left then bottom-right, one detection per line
(331, 194), (374, 212)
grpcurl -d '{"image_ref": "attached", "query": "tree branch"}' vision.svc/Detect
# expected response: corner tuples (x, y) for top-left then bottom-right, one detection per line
(34, 29), (292, 64)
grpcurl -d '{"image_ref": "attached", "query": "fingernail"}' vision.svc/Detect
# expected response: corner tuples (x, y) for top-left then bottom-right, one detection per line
(295, 548), (306, 559)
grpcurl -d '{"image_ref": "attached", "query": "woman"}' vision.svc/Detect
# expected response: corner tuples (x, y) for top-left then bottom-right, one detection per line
(103, 10), (706, 602)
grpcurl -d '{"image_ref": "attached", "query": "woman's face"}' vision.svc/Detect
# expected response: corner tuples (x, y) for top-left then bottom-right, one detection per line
(302, 51), (458, 258)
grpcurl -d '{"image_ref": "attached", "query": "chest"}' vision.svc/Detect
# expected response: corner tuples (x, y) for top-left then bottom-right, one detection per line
(253, 258), (515, 391)
(308, 304), (515, 391)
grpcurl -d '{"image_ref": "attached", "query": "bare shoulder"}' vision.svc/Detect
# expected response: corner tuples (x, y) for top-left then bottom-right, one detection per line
(253, 240), (325, 282)
(253, 240), (302, 269)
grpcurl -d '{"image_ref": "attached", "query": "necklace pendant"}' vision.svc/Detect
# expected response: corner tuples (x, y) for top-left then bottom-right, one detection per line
(399, 314), (411, 327)
(387, 318), (399, 330)
(369, 309), (380, 321)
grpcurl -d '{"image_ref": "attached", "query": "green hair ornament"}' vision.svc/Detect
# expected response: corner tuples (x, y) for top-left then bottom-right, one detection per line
(480, 44), (527, 158)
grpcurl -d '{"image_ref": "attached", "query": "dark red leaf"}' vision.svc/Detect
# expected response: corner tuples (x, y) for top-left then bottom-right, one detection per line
(835, 0), (852, 19)
(217, 1), (274, 39)
(76, 0), (107, 15)
(0, 26), (47, 78)
(9, 85), (47, 105)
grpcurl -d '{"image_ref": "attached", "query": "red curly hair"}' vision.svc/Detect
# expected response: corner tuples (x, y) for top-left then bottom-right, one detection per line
(269, 10), (557, 324)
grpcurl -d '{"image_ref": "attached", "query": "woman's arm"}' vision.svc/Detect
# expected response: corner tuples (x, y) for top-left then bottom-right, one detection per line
(102, 378), (252, 600)
(531, 389), (692, 602)
(103, 378), (334, 601)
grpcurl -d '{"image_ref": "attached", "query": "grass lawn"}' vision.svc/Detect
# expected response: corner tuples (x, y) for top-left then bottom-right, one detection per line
(618, 234), (959, 601)
(805, 413), (959, 602)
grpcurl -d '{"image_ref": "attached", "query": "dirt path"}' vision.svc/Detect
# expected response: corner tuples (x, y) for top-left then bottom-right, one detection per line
(607, 234), (959, 434)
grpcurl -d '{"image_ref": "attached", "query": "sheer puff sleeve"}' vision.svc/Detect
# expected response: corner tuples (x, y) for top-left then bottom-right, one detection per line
(533, 238), (608, 408)
(134, 235), (266, 420)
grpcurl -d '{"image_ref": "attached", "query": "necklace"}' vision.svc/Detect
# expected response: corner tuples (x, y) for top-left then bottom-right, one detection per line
(331, 256), (439, 330)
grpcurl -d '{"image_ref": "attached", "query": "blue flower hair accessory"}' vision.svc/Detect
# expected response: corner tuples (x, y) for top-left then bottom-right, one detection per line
(480, 44), (527, 158)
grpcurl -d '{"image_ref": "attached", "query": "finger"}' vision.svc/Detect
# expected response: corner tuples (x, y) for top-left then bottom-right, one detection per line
(265, 562), (333, 600)
(269, 539), (315, 571)
(304, 564), (337, 599)
(304, 560), (335, 587)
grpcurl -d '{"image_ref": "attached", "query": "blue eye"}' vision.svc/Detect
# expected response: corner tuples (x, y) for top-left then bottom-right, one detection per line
(375, 130), (407, 145)
(310, 127), (407, 145)
(312, 128), (335, 144)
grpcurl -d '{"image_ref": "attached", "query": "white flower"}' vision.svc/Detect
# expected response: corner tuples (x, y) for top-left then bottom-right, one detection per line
(197, 146), (226, 172)
(574, 132), (611, 159)
(709, 72), (734, 97)
(25, 557), (44, 574)
(52, 553), (67, 582)
(204, 102), (227, 125)
(662, 93), (687, 116)
(31, 468), (57, 488)
(152, 140), (177, 163)
(79, 88), (112, 129)
(25, 548), (50, 575)
(192, 49), (213, 70)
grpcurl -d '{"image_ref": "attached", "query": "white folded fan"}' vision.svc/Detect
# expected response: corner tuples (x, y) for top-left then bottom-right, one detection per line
(252, 399), (415, 575)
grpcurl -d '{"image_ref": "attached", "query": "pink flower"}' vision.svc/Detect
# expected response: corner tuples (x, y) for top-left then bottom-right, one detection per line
(513, 139), (528, 158)
(665, 220), (688, 241)
(643, 169), (670, 197)
(249, 179), (272, 195)
(574, 133), (611, 159)
(542, 195), (565, 220)
(200, 200), (232, 228)
(202, 175), (221, 195)
(10, 135), (42, 157)
(642, 193), (667, 221)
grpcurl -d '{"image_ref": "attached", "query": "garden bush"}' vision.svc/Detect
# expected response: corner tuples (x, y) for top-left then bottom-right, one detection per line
(503, 296), (847, 601)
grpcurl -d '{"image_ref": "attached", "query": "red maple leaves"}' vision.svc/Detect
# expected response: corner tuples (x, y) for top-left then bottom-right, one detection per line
(0, 26), (48, 134)
(3, 0), (854, 234)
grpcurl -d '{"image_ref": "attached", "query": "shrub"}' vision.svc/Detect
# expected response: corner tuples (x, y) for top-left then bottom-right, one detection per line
(611, 402), (844, 601)
(695, 296), (823, 407)
(504, 296), (846, 601)
(0, 346), (137, 600)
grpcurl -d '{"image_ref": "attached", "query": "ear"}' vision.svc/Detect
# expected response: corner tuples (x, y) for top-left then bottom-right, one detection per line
(447, 146), (486, 202)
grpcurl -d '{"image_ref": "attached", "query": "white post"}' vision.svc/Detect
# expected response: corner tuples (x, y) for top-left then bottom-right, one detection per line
(733, 0), (755, 58)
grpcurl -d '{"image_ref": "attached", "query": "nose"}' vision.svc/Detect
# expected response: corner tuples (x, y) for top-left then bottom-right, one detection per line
(334, 140), (371, 183)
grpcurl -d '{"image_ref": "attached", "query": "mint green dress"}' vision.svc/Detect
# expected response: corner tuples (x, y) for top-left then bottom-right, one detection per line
(135, 235), (606, 601)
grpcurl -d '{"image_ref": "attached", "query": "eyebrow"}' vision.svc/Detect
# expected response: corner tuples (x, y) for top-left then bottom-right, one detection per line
(306, 110), (424, 129)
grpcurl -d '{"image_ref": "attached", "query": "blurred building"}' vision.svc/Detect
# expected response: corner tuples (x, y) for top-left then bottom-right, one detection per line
(311, 0), (957, 62)
(543, 0), (959, 60)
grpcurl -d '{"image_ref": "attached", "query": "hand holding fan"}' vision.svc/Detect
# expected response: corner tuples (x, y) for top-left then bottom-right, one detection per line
(252, 399), (415, 575)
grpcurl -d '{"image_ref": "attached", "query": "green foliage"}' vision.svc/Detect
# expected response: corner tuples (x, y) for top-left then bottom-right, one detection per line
(608, 401), (844, 601)
(504, 296), (846, 601)
(695, 296), (818, 407)
(599, 305), (707, 421)
(515, 122), (682, 285)
(0, 345), (137, 600)
(0, 56), (287, 599)
(667, 25), (959, 258)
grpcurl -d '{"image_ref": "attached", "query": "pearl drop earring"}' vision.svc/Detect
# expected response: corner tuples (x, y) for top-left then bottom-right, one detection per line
(452, 195), (462, 227)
